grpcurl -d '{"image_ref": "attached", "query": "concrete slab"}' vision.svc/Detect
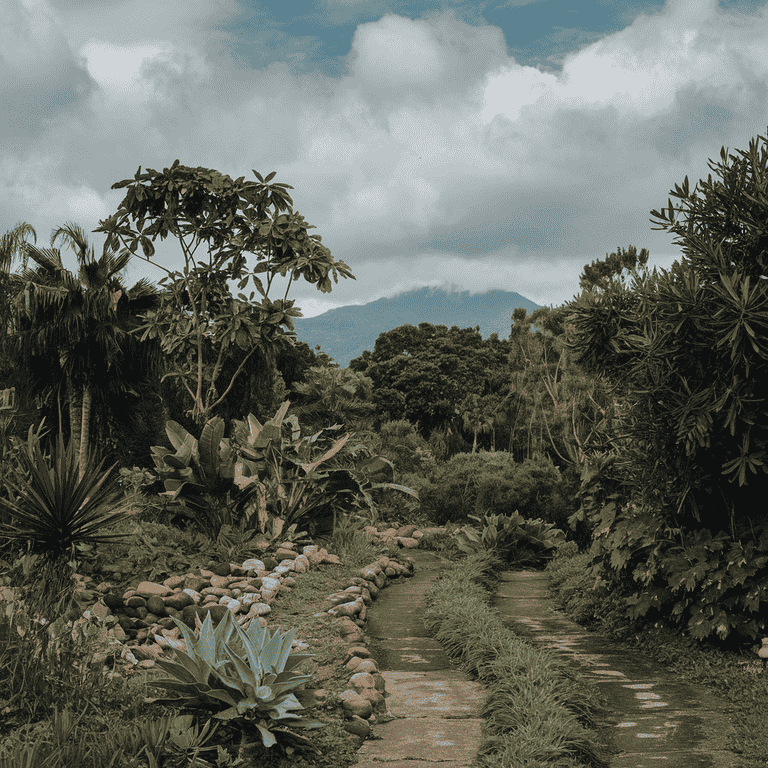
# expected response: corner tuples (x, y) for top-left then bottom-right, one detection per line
(354, 716), (484, 767)
(380, 670), (486, 719)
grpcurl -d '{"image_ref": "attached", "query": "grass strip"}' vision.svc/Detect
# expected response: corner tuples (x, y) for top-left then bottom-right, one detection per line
(547, 551), (768, 767)
(422, 551), (610, 768)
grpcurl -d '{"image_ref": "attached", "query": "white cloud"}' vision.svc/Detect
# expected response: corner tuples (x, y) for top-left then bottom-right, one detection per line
(2, 0), (768, 316)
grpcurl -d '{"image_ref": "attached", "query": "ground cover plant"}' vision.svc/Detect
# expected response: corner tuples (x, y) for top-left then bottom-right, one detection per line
(547, 548), (768, 767)
(422, 551), (610, 768)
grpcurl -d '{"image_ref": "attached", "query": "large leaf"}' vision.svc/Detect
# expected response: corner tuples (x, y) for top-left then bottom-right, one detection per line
(199, 416), (226, 480)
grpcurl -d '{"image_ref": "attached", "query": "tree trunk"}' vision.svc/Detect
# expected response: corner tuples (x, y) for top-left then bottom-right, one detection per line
(67, 373), (82, 457)
(79, 382), (92, 481)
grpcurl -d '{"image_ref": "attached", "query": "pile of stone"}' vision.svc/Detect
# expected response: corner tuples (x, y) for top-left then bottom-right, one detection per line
(79, 543), (342, 668)
(362, 523), (423, 548)
(69, 525), (424, 740)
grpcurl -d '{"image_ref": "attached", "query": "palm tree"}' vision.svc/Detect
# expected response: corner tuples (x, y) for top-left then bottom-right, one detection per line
(10, 222), (164, 479)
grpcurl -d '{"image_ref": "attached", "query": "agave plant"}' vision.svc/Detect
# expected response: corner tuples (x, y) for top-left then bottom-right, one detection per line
(0, 429), (136, 563)
(148, 609), (322, 749)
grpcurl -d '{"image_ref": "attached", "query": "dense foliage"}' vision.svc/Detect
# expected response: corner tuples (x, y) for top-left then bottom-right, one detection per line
(567, 128), (768, 643)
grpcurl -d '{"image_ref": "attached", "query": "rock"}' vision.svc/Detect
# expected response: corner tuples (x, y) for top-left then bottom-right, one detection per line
(164, 592), (194, 611)
(210, 563), (232, 577)
(146, 596), (167, 616)
(330, 599), (363, 618)
(282, 577), (296, 587)
(372, 674), (386, 692)
(109, 624), (128, 642)
(135, 582), (172, 598)
(260, 576), (281, 592)
(292, 555), (309, 573)
(90, 601), (111, 620)
(199, 604), (229, 624)
(335, 616), (365, 644)
(397, 525), (418, 538)
(343, 586), (362, 595)
(103, 594), (126, 612)
(339, 690), (372, 719)
(200, 586), (230, 597)
(355, 659), (379, 674)
(345, 645), (371, 660)
(163, 575), (185, 590)
(307, 549), (326, 566)
(274, 565), (292, 575)
(399, 537), (420, 548)
(343, 716), (371, 738)
(242, 559), (265, 571)
(184, 576), (208, 593)
(411, 529), (424, 539)
(181, 605), (200, 629)
(295, 688), (327, 709)
(274, 548), (297, 560)
(346, 656), (362, 671)
(323, 553), (343, 565)
(210, 575), (232, 589)
(246, 603), (271, 617)
(359, 688), (386, 713)
(125, 596), (147, 609)
(348, 672), (375, 690)
(302, 545), (319, 557)
(261, 557), (278, 571)
(325, 592), (360, 608)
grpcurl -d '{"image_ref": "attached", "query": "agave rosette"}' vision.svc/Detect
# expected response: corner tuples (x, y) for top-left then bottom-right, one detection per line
(150, 610), (321, 747)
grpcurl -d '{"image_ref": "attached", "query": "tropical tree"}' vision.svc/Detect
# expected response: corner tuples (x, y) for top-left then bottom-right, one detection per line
(10, 223), (164, 479)
(290, 365), (375, 430)
(93, 161), (355, 427)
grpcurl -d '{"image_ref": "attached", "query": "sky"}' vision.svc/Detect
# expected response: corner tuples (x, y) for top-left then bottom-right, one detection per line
(2, 0), (768, 319)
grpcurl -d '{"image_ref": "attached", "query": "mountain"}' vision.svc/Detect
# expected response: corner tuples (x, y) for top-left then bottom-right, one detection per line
(291, 286), (541, 368)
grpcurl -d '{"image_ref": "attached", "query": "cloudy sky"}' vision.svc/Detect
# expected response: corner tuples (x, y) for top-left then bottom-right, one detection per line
(2, 0), (767, 318)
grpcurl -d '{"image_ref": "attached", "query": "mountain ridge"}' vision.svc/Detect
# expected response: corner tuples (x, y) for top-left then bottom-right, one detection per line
(292, 286), (541, 367)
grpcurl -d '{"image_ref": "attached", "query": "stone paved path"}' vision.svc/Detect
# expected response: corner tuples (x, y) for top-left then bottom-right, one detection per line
(355, 549), (486, 768)
(493, 570), (744, 768)
(354, 554), (746, 768)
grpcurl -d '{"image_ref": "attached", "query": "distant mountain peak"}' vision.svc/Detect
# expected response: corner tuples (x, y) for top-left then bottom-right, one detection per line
(292, 286), (541, 368)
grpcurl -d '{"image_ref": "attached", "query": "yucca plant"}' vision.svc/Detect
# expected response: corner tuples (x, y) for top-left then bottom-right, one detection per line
(148, 609), (322, 750)
(0, 429), (136, 564)
(0, 429), (138, 620)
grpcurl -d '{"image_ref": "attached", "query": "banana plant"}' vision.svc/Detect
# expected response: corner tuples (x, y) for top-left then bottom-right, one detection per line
(230, 401), (418, 539)
(150, 416), (257, 538)
(148, 610), (322, 749)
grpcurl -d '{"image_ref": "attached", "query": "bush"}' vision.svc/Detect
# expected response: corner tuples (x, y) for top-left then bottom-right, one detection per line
(376, 420), (434, 475)
(418, 452), (577, 528)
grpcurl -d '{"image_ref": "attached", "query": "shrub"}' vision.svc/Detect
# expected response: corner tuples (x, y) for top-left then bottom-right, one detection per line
(452, 511), (565, 567)
(376, 420), (434, 475)
(418, 452), (576, 528)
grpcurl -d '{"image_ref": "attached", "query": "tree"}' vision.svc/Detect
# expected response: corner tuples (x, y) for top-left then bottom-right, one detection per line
(94, 162), (354, 427)
(291, 366), (375, 430)
(579, 245), (649, 292)
(11, 223), (163, 479)
(352, 323), (512, 442)
(565, 128), (768, 642)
